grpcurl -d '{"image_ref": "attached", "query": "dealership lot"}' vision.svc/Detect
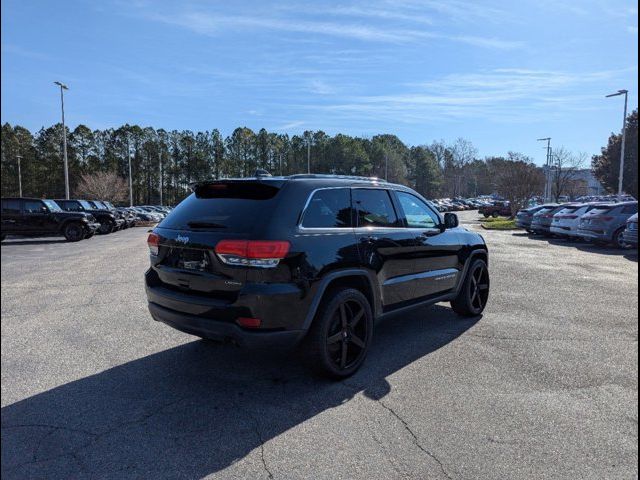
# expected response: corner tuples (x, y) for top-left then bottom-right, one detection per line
(1, 211), (637, 479)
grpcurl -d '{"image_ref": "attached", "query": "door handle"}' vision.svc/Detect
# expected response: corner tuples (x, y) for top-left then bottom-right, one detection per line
(360, 236), (378, 244)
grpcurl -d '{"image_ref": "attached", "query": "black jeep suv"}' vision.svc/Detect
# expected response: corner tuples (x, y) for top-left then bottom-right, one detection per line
(145, 175), (489, 378)
(55, 199), (123, 235)
(1, 197), (101, 242)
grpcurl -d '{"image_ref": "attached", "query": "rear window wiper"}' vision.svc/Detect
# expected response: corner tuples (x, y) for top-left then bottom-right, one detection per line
(186, 221), (227, 229)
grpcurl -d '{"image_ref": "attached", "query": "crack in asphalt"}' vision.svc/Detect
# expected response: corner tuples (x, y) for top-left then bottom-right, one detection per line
(341, 381), (454, 480)
(244, 409), (274, 479)
(377, 400), (454, 480)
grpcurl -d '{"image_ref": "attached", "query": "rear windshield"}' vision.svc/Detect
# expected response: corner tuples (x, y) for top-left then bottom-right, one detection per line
(160, 182), (281, 232)
(590, 207), (613, 214)
(559, 206), (580, 213)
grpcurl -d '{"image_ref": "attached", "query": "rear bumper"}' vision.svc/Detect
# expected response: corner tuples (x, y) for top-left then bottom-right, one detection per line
(515, 219), (531, 229)
(530, 222), (551, 233)
(145, 269), (307, 348)
(577, 229), (609, 241)
(550, 225), (575, 236)
(148, 302), (304, 348)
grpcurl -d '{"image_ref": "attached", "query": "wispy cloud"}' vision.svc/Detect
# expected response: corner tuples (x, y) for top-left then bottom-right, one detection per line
(1, 44), (52, 61)
(293, 68), (634, 124)
(137, 6), (523, 49)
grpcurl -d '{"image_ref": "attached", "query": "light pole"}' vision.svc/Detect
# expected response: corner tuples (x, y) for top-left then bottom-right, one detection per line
(54, 81), (70, 199)
(537, 137), (551, 202)
(127, 136), (133, 207)
(606, 89), (628, 201)
(159, 153), (163, 206)
(306, 136), (311, 174)
(16, 154), (22, 197)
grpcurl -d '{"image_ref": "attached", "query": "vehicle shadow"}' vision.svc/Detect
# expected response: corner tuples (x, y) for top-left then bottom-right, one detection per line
(1, 238), (68, 246)
(1, 305), (480, 479)
(518, 233), (635, 258)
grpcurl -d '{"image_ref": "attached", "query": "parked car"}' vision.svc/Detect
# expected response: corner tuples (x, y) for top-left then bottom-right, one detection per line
(479, 201), (511, 218)
(530, 204), (567, 235)
(93, 201), (128, 229)
(145, 175), (490, 378)
(515, 205), (551, 232)
(55, 199), (121, 235)
(577, 202), (639, 248)
(549, 203), (604, 238)
(1, 197), (101, 242)
(134, 207), (163, 222)
(622, 213), (638, 247)
(116, 207), (138, 228)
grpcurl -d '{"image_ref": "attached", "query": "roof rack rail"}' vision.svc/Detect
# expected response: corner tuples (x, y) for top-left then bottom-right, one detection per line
(287, 174), (387, 182)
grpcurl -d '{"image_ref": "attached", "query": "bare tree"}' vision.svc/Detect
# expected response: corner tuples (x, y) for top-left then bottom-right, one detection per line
(75, 172), (128, 203)
(550, 148), (587, 201)
(491, 155), (545, 217)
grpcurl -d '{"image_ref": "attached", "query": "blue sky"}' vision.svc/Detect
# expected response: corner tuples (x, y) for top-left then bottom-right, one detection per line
(1, 0), (637, 164)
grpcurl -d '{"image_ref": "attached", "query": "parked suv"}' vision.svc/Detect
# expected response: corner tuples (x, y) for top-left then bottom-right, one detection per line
(145, 175), (489, 378)
(1, 197), (100, 242)
(55, 199), (121, 235)
(577, 202), (638, 248)
(86, 200), (126, 233)
(479, 201), (511, 218)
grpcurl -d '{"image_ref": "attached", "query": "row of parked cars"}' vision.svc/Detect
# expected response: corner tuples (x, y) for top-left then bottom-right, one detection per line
(515, 201), (638, 249)
(0, 197), (172, 242)
(432, 198), (492, 212)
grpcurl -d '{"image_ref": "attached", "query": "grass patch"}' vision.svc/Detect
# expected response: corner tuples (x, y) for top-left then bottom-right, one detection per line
(480, 218), (517, 230)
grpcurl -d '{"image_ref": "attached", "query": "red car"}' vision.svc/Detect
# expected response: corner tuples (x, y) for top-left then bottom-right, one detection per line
(479, 201), (512, 218)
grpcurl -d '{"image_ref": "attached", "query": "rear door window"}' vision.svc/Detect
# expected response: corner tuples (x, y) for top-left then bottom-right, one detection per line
(24, 200), (45, 213)
(301, 188), (352, 228)
(2, 199), (21, 214)
(160, 181), (282, 232)
(353, 189), (399, 228)
(622, 204), (638, 214)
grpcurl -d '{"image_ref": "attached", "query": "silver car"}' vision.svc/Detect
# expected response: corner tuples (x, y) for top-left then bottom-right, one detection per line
(550, 203), (605, 238)
(577, 202), (638, 248)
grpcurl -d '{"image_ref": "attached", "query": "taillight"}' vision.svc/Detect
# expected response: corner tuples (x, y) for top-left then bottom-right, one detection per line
(147, 232), (160, 255)
(215, 240), (290, 268)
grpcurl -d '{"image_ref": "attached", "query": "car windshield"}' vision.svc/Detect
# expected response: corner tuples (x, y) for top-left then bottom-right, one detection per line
(43, 200), (63, 212)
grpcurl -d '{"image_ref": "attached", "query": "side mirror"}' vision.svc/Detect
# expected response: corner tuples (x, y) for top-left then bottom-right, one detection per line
(444, 212), (459, 229)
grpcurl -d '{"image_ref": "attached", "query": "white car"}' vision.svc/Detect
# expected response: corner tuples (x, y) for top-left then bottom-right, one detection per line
(550, 203), (603, 238)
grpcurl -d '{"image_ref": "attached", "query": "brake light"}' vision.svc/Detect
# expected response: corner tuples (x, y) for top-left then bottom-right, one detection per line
(215, 240), (290, 268)
(236, 317), (262, 328)
(147, 233), (160, 255)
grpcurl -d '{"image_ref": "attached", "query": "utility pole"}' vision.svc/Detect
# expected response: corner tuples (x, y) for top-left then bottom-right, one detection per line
(606, 89), (628, 201)
(127, 136), (133, 207)
(159, 153), (163, 206)
(54, 82), (70, 199)
(16, 155), (22, 197)
(306, 136), (311, 174)
(537, 138), (551, 202)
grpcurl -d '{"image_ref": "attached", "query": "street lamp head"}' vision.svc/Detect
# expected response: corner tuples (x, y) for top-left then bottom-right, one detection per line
(54, 81), (69, 90)
(536, 137), (551, 141)
(605, 89), (627, 98)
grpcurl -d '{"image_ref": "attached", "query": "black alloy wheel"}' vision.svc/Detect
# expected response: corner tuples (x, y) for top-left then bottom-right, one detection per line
(305, 288), (373, 378)
(326, 299), (368, 371)
(64, 223), (84, 242)
(451, 259), (490, 316)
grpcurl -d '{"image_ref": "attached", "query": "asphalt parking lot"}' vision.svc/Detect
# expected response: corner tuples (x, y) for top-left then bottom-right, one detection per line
(1, 211), (638, 479)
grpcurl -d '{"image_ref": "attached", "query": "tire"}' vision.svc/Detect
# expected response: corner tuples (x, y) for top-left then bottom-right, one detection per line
(98, 220), (114, 235)
(304, 288), (373, 379)
(0, 234), (6, 242)
(63, 222), (85, 242)
(84, 230), (95, 239)
(491, 211), (499, 218)
(483, 213), (490, 218)
(451, 259), (490, 317)
(613, 228), (627, 249)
